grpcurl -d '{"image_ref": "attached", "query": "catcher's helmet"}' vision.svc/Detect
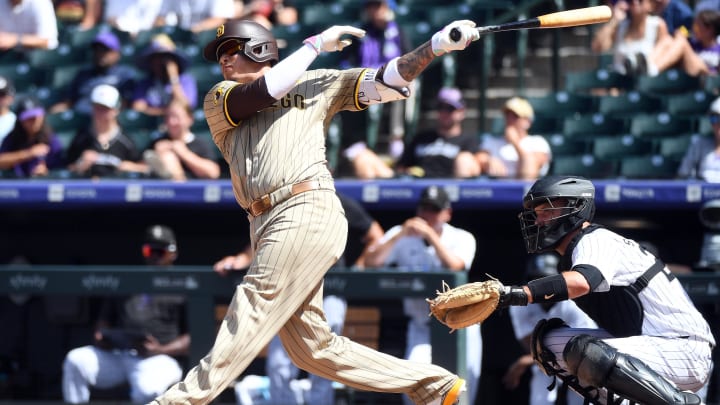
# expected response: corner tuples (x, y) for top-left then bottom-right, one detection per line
(203, 20), (279, 64)
(519, 176), (595, 253)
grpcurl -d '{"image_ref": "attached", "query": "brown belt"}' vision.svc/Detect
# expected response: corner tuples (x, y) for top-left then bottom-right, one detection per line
(246, 179), (327, 217)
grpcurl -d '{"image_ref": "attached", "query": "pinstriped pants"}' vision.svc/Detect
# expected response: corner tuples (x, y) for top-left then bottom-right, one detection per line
(152, 190), (458, 405)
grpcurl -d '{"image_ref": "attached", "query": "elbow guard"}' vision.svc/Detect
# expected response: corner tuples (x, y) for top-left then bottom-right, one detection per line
(357, 68), (410, 107)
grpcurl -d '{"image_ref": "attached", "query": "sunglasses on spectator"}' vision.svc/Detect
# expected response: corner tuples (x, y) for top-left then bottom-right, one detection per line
(710, 114), (720, 125)
(437, 103), (458, 113)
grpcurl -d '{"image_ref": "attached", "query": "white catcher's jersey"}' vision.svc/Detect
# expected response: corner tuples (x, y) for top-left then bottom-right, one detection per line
(204, 68), (366, 209)
(571, 227), (714, 346)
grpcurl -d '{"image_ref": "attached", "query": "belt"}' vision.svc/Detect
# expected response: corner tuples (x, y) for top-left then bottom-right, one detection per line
(246, 179), (331, 217)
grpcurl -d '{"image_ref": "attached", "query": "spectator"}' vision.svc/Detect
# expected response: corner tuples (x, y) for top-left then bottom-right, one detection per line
(591, 0), (671, 76)
(678, 97), (720, 182)
(652, 8), (720, 77)
(216, 192), (385, 405)
(132, 33), (197, 116)
(62, 224), (189, 404)
(476, 97), (552, 180)
(503, 253), (597, 405)
(336, 0), (411, 179)
(154, 0), (235, 33)
(0, 76), (16, 144)
(53, 0), (102, 30)
(647, 0), (694, 38)
(0, 0), (59, 51)
(395, 87), (480, 178)
(66, 84), (147, 178)
(234, 0), (298, 29)
(364, 185), (481, 405)
(143, 98), (220, 180)
(103, 0), (162, 37)
(50, 30), (137, 115)
(0, 96), (64, 177)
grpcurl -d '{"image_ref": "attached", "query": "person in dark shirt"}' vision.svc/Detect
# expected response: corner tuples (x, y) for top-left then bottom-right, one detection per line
(50, 31), (137, 115)
(62, 225), (189, 404)
(395, 87), (480, 178)
(66, 84), (146, 178)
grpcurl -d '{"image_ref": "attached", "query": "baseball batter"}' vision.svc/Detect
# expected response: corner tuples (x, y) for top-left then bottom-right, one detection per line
(149, 19), (480, 405)
(494, 175), (715, 405)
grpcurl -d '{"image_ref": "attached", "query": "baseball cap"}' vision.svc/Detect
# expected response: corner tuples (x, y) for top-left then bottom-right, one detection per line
(90, 84), (120, 109)
(437, 87), (465, 110)
(503, 97), (534, 120)
(15, 97), (45, 121)
(709, 97), (720, 115)
(0, 75), (15, 96)
(137, 34), (189, 73)
(418, 185), (451, 210)
(144, 224), (177, 251)
(92, 31), (121, 52)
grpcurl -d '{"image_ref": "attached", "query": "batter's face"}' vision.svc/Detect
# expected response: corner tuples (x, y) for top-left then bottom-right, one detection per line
(217, 40), (269, 83)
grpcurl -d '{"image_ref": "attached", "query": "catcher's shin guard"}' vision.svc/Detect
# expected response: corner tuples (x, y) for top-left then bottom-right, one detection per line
(564, 335), (702, 405)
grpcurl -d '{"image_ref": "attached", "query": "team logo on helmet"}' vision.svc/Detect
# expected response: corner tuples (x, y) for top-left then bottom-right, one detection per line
(216, 25), (224, 38)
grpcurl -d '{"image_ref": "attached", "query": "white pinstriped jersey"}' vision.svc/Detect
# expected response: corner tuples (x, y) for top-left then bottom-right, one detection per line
(203, 68), (366, 209)
(571, 227), (715, 346)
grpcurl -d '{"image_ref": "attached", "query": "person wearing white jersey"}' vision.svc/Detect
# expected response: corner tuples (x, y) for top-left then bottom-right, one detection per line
(492, 175), (714, 405)
(148, 17), (481, 405)
(365, 185), (481, 405)
(504, 253), (597, 405)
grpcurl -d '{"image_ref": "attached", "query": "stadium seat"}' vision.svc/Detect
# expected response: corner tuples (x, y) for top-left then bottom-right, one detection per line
(191, 109), (210, 133)
(400, 21), (434, 49)
(549, 154), (618, 179)
(28, 44), (88, 70)
(118, 110), (161, 132)
(135, 26), (195, 48)
(617, 155), (679, 179)
(655, 133), (699, 161)
(562, 113), (627, 138)
(543, 134), (589, 156)
(703, 74), (720, 96)
(45, 110), (91, 133)
(272, 24), (313, 53)
(427, 4), (475, 30)
(636, 69), (700, 96)
(597, 91), (662, 119)
(0, 63), (46, 92)
(302, 3), (357, 27)
(50, 64), (83, 90)
(128, 129), (157, 151)
(629, 113), (694, 139)
(664, 90), (714, 118)
(188, 64), (222, 103)
(565, 68), (634, 94)
(529, 116), (563, 136)
(591, 135), (653, 160)
(394, 5), (429, 26)
(699, 116), (714, 136)
(527, 91), (596, 119)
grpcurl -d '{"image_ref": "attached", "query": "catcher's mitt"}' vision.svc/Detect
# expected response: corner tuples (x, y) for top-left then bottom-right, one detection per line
(426, 279), (504, 332)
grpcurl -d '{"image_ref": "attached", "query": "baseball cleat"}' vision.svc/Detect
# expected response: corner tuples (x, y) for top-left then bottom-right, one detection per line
(429, 378), (466, 405)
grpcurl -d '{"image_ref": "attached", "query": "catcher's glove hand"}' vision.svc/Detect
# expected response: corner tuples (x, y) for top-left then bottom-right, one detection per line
(426, 278), (528, 332)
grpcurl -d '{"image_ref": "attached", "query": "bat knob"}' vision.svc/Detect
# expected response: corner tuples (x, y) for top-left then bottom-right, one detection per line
(449, 28), (461, 42)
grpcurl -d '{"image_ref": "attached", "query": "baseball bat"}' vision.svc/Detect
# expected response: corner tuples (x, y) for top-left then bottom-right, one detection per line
(449, 5), (612, 41)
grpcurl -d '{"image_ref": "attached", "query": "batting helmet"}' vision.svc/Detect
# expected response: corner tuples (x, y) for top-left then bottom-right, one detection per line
(203, 20), (279, 64)
(519, 176), (595, 253)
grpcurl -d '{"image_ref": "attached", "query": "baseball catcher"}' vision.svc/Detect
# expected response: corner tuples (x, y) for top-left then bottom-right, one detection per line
(428, 176), (714, 405)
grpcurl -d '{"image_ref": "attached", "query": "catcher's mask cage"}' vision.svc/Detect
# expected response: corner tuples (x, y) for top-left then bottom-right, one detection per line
(519, 176), (595, 253)
(203, 20), (279, 64)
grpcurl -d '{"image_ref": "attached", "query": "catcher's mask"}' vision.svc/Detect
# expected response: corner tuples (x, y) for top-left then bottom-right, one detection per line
(519, 176), (595, 253)
(203, 20), (279, 64)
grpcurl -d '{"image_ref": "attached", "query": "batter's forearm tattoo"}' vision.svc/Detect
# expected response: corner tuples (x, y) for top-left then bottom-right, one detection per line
(397, 42), (436, 82)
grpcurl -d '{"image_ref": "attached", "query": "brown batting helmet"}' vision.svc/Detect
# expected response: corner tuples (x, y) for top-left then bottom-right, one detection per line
(203, 20), (279, 64)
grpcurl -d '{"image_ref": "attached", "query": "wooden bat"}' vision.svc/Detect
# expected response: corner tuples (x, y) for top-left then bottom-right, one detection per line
(449, 5), (612, 41)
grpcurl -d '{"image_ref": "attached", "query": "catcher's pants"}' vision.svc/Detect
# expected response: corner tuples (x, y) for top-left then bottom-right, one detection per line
(543, 327), (713, 404)
(152, 190), (459, 405)
(62, 346), (182, 403)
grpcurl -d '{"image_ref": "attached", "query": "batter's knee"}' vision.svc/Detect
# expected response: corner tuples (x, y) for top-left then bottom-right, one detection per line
(530, 317), (568, 376)
(563, 334), (616, 387)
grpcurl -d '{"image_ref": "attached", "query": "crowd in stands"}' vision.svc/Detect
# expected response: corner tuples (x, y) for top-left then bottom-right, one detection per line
(2, 0), (720, 182)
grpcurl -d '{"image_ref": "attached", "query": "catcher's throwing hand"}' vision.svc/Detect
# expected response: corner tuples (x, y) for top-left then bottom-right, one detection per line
(304, 25), (367, 54)
(426, 278), (529, 332)
(431, 20), (481, 56)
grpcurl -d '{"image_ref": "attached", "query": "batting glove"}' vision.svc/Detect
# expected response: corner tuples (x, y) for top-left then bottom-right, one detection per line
(304, 25), (366, 55)
(431, 20), (480, 56)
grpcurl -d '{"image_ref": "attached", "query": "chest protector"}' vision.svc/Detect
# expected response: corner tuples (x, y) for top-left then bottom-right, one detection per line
(560, 225), (670, 338)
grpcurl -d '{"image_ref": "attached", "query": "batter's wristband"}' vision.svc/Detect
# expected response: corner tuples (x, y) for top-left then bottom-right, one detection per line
(528, 274), (569, 303)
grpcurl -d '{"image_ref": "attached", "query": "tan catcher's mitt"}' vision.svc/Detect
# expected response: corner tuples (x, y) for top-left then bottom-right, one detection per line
(426, 279), (503, 332)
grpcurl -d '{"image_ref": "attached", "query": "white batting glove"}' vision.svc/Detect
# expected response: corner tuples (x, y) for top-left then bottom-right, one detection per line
(304, 25), (366, 55)
(431, 20), (480, 56)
